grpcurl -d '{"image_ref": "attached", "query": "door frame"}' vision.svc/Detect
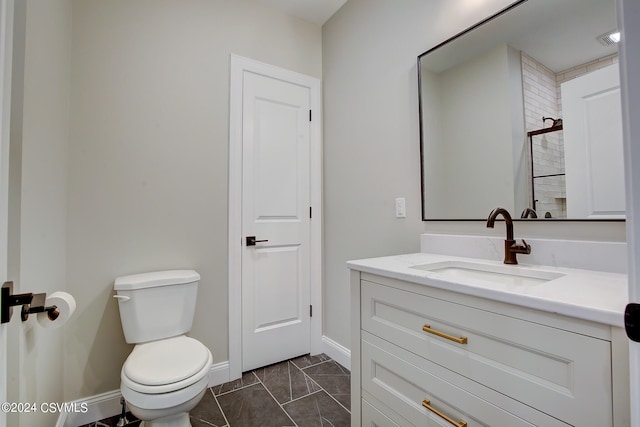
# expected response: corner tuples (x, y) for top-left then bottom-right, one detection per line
(228, 54), (322, 380)
(618, 0), (640, 423)
(0, 1), (13, 426)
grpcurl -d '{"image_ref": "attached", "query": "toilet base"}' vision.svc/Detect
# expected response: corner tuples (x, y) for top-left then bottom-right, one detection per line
(140, 412), (190, 427)
(126, 386), (206, 427)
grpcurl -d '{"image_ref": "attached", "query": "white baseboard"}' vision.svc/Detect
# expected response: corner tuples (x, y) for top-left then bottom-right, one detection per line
(58, 363), (231, 427)
(208, 360), (230, 388)
(58, 389), (122, 427)
(321, 335), (351, 370)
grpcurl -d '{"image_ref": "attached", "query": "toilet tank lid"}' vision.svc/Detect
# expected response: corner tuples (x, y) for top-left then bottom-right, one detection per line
(114, 270), (200, 290)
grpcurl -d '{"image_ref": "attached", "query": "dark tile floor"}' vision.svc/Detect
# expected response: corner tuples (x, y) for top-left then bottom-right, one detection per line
(82, 354), (350, 427)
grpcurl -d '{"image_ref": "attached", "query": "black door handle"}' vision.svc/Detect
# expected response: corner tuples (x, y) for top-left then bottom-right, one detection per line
(625, 303), (640, 342)
(246, 236), (269, 246)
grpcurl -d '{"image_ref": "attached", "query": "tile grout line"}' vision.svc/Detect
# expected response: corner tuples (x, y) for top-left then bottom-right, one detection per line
(282, 361), (325, 406)
(212, 372), (261, 397)
(290, 357), (332, 371)
(208, 372), (261, 427)
(286, 359), (352, 415)
(299, 360), (351, 414)
(283, 388), (325, 406)
(298, 369), (351, 415)
(287, 361), (294, 403)
(210, 387), (231, 427)
(252, 369), (299, 427)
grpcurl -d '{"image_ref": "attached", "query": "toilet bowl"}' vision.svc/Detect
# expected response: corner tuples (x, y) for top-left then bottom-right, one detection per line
(120, 335), (213, 427)
(114, 271), (212, 427)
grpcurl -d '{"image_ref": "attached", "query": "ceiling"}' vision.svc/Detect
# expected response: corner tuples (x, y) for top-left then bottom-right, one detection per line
(422, 0), (618, 73)
(255, 0), (348, 25)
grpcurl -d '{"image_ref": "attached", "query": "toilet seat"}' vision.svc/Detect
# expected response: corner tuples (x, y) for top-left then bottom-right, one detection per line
(121, 375), (209, 411)
(124, 335), (209, 386)
(121, 335), (212, 395)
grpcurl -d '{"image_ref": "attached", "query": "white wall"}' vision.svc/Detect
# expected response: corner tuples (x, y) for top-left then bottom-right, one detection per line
(322, 0), (627, 352)
(65, 0), (321, 401)
(7, 0), (71, 425)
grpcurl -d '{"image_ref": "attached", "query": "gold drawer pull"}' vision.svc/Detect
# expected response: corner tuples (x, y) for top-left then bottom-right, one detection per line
(422, 399), (467, 427)
(422, 324), (468, 344)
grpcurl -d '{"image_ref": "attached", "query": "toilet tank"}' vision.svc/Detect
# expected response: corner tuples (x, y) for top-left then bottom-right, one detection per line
(114, 270), (200, 344)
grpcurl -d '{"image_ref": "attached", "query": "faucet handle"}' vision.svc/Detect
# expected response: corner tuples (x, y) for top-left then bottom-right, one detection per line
(513, 239), (531, 254)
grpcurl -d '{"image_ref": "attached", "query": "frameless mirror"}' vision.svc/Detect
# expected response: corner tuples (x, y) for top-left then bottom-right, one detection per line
(418, 0), (624, 221)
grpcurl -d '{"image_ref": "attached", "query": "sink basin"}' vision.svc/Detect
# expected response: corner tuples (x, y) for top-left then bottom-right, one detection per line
(410, 260), (565, 286)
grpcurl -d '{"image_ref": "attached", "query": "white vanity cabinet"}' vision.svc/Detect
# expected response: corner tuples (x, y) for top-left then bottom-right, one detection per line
(350, 270), (630, 427)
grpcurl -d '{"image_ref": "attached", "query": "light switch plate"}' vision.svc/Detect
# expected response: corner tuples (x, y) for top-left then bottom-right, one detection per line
(395, 198), (406, 218)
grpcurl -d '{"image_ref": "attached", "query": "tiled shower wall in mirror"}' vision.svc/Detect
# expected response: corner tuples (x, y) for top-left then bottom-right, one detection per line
(522, 51), (618, 218)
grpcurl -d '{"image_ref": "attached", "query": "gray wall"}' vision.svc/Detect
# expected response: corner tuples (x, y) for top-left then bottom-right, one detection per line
(63, 0), (321, 401)
(424, 43), (520, 218)
(8, 0), (322, 408)
(321, 0), (626, 351)
(9, 0), (324, 409)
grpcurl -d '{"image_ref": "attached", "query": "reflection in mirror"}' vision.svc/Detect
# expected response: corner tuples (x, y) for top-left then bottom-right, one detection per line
(418, 0), (624, 221)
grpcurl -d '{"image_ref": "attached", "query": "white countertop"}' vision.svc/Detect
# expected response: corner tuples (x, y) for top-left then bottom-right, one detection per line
(347, 253), (629, 327)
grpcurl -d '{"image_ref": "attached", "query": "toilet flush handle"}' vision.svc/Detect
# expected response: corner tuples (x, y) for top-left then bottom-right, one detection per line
(113, 295), (130, 302)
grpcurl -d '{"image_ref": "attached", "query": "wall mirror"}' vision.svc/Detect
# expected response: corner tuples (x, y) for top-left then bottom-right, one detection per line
(418, 0), (624, 221)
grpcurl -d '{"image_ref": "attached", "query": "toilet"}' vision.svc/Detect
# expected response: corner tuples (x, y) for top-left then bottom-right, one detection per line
(114, 270), (212, 427)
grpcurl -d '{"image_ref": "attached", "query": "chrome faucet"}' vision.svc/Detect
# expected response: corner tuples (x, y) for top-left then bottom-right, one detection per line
(486, 207), (531, 265)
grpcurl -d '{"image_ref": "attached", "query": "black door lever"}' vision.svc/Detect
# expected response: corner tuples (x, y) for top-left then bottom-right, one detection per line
(246, 236), (269, 246)
(625, 303), (640, 342)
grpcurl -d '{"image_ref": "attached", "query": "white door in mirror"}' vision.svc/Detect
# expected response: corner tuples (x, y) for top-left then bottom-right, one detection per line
(562, 63), (625, 219)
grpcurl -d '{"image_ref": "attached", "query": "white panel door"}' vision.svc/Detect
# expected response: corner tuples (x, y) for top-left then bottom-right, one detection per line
(562, 63), (625, 219)
(241, 70), (311, 371)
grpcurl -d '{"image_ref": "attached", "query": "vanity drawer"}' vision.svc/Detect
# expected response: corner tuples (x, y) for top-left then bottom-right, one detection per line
(361, 280), (613, 427)
(362, 399), (402, 427)
(361, 333), (568, 427)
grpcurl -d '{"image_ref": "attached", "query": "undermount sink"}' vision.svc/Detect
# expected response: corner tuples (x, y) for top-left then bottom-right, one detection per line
(410, 260), (565, 286)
